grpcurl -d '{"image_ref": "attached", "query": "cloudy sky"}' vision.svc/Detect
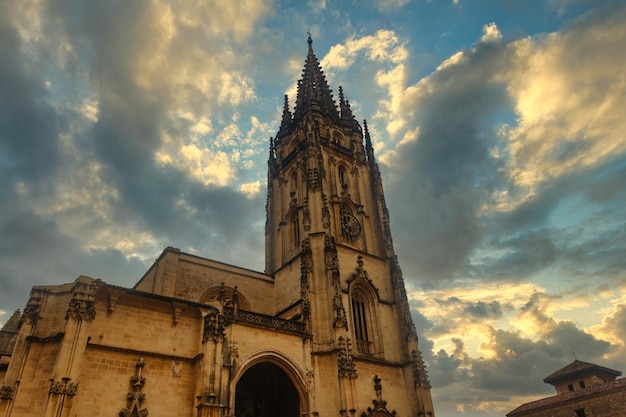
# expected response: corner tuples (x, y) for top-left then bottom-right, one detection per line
(1, 0), (625, 415)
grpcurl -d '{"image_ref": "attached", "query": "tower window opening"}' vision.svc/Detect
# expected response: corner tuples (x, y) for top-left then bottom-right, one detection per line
(578, 380), (585, 388)
(351, 292), (371, 354)
(575, 409), (586, 417)
(291, 172), (298, 193)
(338, 166), (348, 193)
(293, 214), (300, 247)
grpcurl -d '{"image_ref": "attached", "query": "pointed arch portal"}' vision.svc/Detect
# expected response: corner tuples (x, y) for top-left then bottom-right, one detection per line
(235, 362), (300, 417)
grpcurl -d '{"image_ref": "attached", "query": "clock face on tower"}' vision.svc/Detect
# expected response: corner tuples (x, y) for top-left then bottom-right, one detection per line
(341, 209), (361, 239)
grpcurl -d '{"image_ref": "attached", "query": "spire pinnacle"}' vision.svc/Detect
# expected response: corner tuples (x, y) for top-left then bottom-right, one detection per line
(338, 86), (355, 121)
(364, 119), (377, 163)
(293, 35), (339, 122)
(277, 94), (292, 139)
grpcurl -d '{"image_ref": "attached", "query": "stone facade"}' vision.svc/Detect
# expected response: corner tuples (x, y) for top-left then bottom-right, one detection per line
(507, 360), (626, 417)
(0, 36), (435, 417)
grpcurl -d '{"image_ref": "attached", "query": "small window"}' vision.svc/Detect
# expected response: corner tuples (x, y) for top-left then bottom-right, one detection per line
(292, 214), (300, 247)
(575, 409), (586, 417)
(338, 165), (348, 192)
(291, 171), (298, 194)
(567, 384), (574, 391)
(579, 380), (585, 388)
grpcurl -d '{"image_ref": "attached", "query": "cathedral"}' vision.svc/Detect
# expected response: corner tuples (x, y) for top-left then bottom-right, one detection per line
(0, 36), (435, 417)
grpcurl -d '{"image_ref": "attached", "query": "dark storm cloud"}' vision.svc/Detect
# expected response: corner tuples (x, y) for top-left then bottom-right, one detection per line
(428, 338), (470, 389)
(48, 0), (267, 262)
(427, 320), (612, 395)
(596, 301), (626, 360)
(413, 288), (618, 406)
(518, 292), (612, 357)
(385, 41), (514, 281)
(560, 225), (626, 277)
(474, 157), (626, 280)
(476, 231), (557, 279)
(463, 300), (503, 319)
(0, 7), (62, 185)
(0, 194), (147, 316)
(0, 4), (66, 316)
(468, 330), (562, 394)
(433, 297), (505, 321)
(396, 41), (512, 196)
(384, 3), (626, 293)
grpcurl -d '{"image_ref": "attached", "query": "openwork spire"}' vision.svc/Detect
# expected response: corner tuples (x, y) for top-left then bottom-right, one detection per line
(277, 94), (292, 139)
(364, 119), (374, 159)
(338, 86), (355, 121)
(293, 35), (339, 122)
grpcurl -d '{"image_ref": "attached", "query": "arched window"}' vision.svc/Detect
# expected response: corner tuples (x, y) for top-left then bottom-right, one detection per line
(338, 165), (348, 193)
(349, 273), (382, 356)
(351, 291), (370, 346)
(350, 287), (377, 355)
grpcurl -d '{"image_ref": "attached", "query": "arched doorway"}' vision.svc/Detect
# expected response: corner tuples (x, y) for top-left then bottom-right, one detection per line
(234, 362), (300, 417)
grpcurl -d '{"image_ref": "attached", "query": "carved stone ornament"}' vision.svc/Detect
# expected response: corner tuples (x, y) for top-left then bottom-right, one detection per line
(171, 360), (182, 378)
(65, 298), (96, 321)
(332, 287), (347, 329)
(341, 208), (361, 239)
(229, 341), (239, 363)
(348, 256), (378, 296)
(324, 235), (339, 272)
(21, 296), (41, 326)
(303, 250), (313, 273)
(411, 349), (431, 388)
(120, 358), (148, 417)
(325, 251), (339, 271)
(360, 375), (396, 417)
(0, 382), (16, 400)
(303, 205), (311, 231)
(331, 249), (346, 328)
(65, 279), (101, 321)
(300, 239), (312, 321)
(48, 377), (78, 396)
(307, 168), (321, 191)
(337, 336), (357, 379)
(230, 308), (306, 334)
(203, 309), (230, 342)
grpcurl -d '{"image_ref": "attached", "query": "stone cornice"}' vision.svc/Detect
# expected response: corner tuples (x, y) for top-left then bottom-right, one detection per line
(86, 342), (203, 363)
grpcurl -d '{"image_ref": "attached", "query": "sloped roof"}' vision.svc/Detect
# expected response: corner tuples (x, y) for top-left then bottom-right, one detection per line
(0, 310), (21, 356)
(543, 359), (622, 384)
(507, 377), (626, 416)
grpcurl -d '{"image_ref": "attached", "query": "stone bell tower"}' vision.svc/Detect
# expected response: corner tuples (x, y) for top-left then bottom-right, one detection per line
(265, 35), (435, 416)
(0, 35), (434, 417)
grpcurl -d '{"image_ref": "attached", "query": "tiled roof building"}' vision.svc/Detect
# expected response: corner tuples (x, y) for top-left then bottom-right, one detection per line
(507, 360), (626, 417)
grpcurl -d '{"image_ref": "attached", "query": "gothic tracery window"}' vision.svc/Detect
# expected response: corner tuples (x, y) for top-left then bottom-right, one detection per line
(351, 289), (373, 354)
